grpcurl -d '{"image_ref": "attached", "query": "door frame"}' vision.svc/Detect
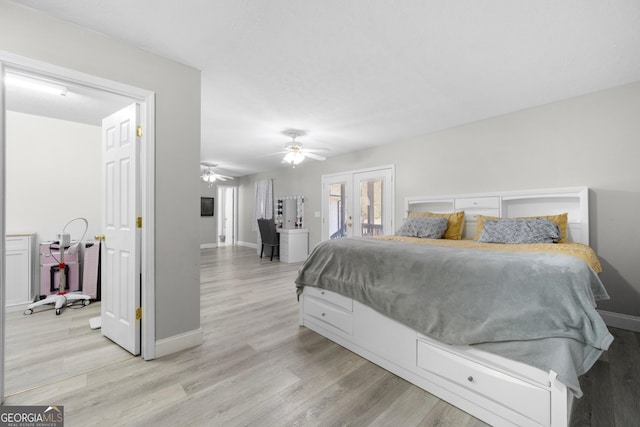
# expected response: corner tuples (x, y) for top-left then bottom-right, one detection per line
(217, 185), (237, 246)
(0, 51), (156, 401)
(352, 168), (394, 237)
(321, 173), (353, 240)
(321, 164), (395, 241)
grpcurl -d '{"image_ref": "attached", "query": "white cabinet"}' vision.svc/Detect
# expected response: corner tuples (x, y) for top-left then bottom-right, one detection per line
(5, 234), (35, 307)
(277, 228), (309, 263)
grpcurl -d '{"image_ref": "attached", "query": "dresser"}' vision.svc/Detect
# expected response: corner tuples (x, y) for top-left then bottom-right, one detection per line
(277, 228), (309, 263)
(5, 233), (35, 307)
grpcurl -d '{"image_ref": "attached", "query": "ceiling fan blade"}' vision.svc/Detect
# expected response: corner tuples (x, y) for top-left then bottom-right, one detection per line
(216, 174), (234, 180)
(216, 176), (227, 181)
(303, 147), (329, 153)
(258, 151), (288, 157)
(304, 152), (326, 161)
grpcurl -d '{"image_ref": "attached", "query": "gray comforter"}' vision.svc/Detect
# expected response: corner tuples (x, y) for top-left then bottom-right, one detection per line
(295, 237), (614, 396)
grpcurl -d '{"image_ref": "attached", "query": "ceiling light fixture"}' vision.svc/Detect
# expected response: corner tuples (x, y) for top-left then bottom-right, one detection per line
(5, 74), (68, 96)
(282, 130), (306, 166)
(283, 145), (305, 165)
(280, 130), (327, 167)
(200, 162), (234, 187)
(260, 130), (328, 167)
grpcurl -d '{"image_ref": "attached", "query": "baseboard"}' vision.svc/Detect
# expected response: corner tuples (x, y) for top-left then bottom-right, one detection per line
(155, 328), (203, 358)
(237, 241), (257, 249)
(5, 302), (30, 313)
(598, 309), (640, 332)
(200, 243), (217, 249)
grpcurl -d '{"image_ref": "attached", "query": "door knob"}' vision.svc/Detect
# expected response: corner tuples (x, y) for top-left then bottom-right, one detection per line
(94, 234), (106, 241)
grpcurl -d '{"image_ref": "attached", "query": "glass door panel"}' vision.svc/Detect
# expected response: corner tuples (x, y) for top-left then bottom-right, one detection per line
(329, 183), (347, 239)
(353, 169), (393, 237)
(359, 178), (384, 236)
(322, 174), (352, 240)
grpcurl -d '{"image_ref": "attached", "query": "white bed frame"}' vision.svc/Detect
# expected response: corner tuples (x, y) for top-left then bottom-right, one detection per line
(299, 187), (590, 427)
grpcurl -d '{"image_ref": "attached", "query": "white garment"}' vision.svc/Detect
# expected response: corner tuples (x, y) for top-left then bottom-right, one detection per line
(253, 179), (273, 230)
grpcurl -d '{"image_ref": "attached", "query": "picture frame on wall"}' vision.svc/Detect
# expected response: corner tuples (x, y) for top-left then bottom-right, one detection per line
(201, 197), (214, 216)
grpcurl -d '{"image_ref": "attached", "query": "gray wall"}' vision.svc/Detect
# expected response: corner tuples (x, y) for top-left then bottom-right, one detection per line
(238, 81), (640, 319)
(1, 1), (201, 342)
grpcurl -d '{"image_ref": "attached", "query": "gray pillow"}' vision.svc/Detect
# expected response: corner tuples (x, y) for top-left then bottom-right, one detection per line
(396, 217), (449, 239)
(477, 218), (561, 244)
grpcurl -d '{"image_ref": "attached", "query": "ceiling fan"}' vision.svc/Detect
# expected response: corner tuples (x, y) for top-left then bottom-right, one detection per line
(200, 162), (234, 186)
(266, 130), (328, 167)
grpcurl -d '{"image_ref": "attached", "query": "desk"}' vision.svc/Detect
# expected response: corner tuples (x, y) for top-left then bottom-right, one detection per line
(277, 228), (308, 263)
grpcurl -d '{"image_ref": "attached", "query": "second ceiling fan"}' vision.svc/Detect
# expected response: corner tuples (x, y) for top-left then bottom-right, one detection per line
(200, 161), (234, 186)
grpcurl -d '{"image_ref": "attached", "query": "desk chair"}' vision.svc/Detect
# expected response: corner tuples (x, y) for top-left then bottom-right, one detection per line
(257, 218), (280, 261)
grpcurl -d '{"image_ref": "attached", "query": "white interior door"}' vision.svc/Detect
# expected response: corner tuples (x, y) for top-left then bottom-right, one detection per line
(101, 103), (141, 355)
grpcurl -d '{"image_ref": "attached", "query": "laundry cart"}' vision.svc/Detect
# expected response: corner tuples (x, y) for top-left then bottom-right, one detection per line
(39, 241), (81, 297)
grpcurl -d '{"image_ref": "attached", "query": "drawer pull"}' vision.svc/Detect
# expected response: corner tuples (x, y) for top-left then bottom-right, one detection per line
(321, 313), (326, 317)
(468, 376), (474, 382)
(321, 291), (325, 295)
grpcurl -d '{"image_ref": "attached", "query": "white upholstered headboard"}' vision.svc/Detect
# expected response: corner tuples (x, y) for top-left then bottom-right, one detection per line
(405, 187), (590, 245)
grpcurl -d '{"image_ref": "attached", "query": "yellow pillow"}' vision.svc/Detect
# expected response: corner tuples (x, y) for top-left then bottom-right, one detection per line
(408, 211), (465, 240)
(475, 213), (568, 242)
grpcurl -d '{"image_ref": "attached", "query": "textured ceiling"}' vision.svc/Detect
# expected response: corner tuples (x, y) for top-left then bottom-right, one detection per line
(8, 0), (640, 177)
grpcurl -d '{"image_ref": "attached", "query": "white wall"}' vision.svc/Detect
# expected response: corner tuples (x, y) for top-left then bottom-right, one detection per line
(6, 112), (101, 243)
(238, 81), (640, 319)
(1, 0), (201, 344)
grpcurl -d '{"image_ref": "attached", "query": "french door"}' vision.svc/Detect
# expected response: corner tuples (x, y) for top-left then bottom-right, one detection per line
(322, 166), (394, 240)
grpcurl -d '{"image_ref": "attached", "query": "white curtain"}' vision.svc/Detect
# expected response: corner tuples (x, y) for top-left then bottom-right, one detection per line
(253, 179), (273, 231)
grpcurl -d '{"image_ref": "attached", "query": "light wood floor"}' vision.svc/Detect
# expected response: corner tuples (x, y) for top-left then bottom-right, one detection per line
(3, 245), (638, 426)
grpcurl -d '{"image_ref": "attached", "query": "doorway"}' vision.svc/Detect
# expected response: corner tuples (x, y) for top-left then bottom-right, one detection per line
(217, 186), (237, 246)
(0, 53), (156, 402)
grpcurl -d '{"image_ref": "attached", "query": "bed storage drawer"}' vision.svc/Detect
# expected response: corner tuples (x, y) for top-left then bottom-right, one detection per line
(416, 340), (550, 426)
(303, 286), (353, 311)
(455, 197), (500, 210)
(304, 297), (353, 334)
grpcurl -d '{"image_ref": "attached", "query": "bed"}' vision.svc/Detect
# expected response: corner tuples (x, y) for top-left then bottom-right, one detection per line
(296, 187), (613, 427)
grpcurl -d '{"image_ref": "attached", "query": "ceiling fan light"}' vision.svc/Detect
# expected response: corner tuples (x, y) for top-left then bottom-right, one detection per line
(201, 170), (215, 182)
(293, 152), (305, 164)
(284, 151), (305, 165)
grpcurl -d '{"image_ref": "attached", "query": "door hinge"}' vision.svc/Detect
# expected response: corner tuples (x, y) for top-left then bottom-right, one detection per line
(137, 217), (142, 228)
(136, 307), (142, 320)
(136, 126), (143, 137)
